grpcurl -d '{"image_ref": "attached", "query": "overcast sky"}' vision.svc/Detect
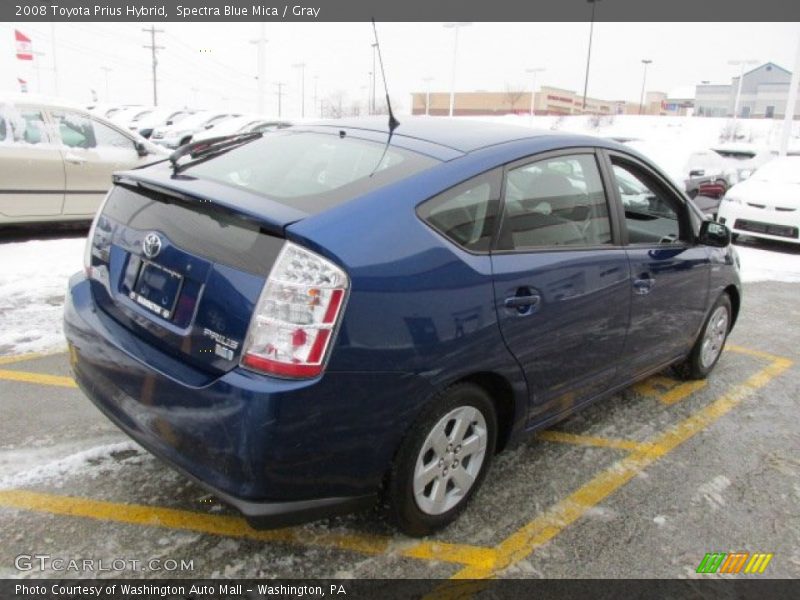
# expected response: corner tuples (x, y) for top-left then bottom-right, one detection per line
(1, 22), (798, 116)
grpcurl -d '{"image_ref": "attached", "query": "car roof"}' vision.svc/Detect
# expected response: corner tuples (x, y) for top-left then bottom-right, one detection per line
(309, 116), (553, 153)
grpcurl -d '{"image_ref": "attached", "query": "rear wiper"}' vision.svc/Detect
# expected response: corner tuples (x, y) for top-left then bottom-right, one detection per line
(168, 132), (263, 173)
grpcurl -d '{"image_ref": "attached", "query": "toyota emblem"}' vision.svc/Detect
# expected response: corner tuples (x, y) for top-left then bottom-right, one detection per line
(142, 232), (162, 259)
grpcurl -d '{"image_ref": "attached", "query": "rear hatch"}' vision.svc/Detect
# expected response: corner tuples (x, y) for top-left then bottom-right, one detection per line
(87, 168), (305, 375)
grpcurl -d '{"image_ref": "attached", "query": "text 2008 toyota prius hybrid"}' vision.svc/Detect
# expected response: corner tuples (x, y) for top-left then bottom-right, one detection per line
(65, 118), (741, 536)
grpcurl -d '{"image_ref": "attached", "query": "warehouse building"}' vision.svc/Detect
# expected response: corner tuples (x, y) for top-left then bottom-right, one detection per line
(695, 62), (799, 118)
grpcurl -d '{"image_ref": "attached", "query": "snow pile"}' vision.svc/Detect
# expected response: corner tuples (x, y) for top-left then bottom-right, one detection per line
(0, 237), (85, 355)
(0, 441), (141, 489)
(736, 245), (800, 283)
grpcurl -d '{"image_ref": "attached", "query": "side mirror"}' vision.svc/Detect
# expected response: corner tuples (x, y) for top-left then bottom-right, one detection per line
(698, 220), (731, 247)
(165, 120), (174, 125)
(134, 140), (149, 157)
(689, 169), (705, 177)
(205, 123), (215, 129)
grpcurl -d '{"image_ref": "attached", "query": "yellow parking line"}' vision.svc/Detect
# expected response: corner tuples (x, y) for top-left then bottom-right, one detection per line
(447, 353), (793, 579)
(0, 369), (77, 388)
(536, 431), (665, 455)
(0, 489), (495, 568)
(658, 380), (707, 405)
(0, 351), (65, 367)
(727, 344), (787, 362)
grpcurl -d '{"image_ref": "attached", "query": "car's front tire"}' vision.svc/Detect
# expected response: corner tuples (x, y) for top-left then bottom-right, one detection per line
(388, 382), (497, 536)
(676, 293), (732, 380)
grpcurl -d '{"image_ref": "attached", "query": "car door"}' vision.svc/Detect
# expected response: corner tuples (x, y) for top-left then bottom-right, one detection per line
(51, 110), (139, 216)
(602, 150), (711, 379)
(491, 149), (631, 422)
(0, 105), (65, 219)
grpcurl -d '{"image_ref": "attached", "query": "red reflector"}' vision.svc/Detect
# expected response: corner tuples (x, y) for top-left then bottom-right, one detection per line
(323, 289), (344, 324)
(242, 353), (324, 378)
(307, 329), (331, 363)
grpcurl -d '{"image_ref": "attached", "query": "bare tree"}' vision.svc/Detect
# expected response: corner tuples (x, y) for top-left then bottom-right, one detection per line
(503, 84), (526, 113)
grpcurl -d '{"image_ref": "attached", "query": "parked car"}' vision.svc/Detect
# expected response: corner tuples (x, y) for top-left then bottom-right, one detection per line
(191, 115), (292, 143)
(624, 140), (735, 213)
(150, 111), (238, 148)
(65, 118), (741, 535)
(717, 156), (800, 244)
(0, 97), (166, 225)
(711, 143), (778, 184)
(132, 108), (196, 139)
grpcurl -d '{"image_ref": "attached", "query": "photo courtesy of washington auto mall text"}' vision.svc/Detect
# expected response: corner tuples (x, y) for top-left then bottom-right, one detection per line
(1, 0), (800, 598)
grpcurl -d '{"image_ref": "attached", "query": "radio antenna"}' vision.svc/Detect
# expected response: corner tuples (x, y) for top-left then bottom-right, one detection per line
(371, 18), (399, 132)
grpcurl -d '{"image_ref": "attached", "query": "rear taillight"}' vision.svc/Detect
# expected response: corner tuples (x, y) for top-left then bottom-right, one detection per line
(241, 242), (349, 379)
(83, 192), (110, 277)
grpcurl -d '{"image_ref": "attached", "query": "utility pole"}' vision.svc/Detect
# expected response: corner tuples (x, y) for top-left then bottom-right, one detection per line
(292, 62), (306, 117)
(142, 25), (165, 106)
(313, 75), (319, 117)
(100, 66), (112, 101)
(638, 59), (652, 115)
(581, 0), (601, 114)
(50, 24), (59, 96)
(250, 23), (268, 114)
(274, 82), (285, 118)
(780, 35), (800, 156)
(422, 76), (433, 115)
(33, 50), (46, 93)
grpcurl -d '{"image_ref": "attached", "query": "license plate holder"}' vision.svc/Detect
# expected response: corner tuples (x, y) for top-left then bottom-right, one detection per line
(129, 261), (184, 320)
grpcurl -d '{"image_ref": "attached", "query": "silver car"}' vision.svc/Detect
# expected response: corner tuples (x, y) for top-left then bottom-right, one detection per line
(0, 98), (165, 225)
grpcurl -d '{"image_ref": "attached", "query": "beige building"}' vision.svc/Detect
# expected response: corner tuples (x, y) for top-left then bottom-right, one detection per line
(411, 86), (644, 117)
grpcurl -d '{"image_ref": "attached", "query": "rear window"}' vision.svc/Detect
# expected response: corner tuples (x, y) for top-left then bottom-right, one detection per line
(184, 130), (439, 212)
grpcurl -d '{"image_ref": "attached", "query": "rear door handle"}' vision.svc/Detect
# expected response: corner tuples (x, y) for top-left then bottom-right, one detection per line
(64, 153), (87, 165)
(633, 275), (655, 295)
(504, 293), (541, 315)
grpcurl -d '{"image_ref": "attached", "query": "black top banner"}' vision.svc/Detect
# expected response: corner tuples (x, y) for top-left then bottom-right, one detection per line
(5, 0), (800, 22)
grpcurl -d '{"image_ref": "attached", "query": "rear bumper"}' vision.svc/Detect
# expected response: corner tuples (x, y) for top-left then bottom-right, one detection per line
(65, 273), (431, 526)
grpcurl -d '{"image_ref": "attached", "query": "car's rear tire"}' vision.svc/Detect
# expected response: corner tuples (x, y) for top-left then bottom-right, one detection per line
(675, 293), (732, 380)
(388, 382), (497, 537)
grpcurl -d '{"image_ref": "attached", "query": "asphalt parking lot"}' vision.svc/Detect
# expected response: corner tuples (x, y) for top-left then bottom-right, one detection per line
(0, 280), (798, 582)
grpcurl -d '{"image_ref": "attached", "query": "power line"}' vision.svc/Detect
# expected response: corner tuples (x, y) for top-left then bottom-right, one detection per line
(142, 25), (165, 106)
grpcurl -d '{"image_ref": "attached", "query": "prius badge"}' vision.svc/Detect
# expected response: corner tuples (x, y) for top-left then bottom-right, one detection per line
(142, 232), (162, 259)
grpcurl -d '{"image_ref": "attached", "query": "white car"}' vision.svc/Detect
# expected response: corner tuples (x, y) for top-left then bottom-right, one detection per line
(191, 115), (292, 143)
(717, 156), (800, 244)
(150, 111), (238, 149)
(132, 108), (195, 139)
(711, 143), (778, 184)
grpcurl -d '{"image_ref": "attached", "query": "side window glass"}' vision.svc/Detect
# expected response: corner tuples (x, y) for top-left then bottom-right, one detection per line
(93, 120), (134, 150)
(501, 154), (612, 249)
(54, 111), (97, 149)
(612, 161), (684, 244)
(417, 171), (500, 252)
(2, 108), (49, 144)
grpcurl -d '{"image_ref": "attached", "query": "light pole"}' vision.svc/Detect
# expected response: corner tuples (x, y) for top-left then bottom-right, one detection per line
(526, 67), (545, 123)
(638, 59), (652, 115)
(313, 75), (319, 118)
(274, 82), (285, 118)
(581, 0), (601, 114)
(292, 62), (306, 117)
(443, 22), (471, 117)
(371, 43), (378, 114)
(33, 50), (46, 93)
(422, 76), (433, 115)
(728, 59), (759, 135)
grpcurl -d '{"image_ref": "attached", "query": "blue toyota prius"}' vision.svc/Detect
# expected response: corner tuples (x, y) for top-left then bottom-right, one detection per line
(65, 118), (741, 535)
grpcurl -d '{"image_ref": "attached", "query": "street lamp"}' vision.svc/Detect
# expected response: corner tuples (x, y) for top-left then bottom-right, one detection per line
(728, 59), (759, 134)
(443, 22), (472, 117)
(100, 66), (111, 101)
(292, 62), (306, 118)
(526, 67), (545, 122)
(422, 76), (433, 115)
(638, 59), (652, 115)
(250, 23), (268, 114)
(371, 43), (378, 115)
(581, 0), (602, 114)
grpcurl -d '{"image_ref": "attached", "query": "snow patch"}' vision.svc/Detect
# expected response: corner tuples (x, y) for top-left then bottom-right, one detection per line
(0, 237), (84, 355)
(735, 245), (800, 283)
(0, 441), (142, 489)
